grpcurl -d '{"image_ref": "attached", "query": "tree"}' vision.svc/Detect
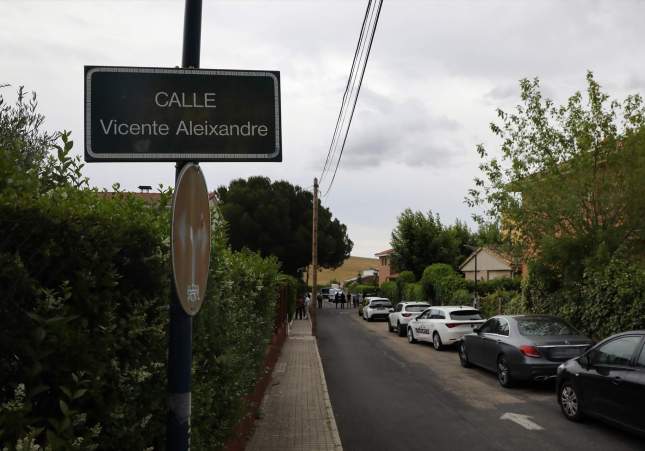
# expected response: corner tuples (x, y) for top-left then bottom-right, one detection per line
(467, 72), (645, 290)
(421, 263), (467, 305)
(216, 176), (353, 275)
(390, 209), (478, 278)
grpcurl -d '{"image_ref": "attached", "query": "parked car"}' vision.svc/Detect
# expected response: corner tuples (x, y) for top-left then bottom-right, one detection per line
(362, 297), (392, 321)
(388, 302), (431, 336)
(556, 330), (645, 435)
(458, 315), (593, 387)
(407, 306), (485, 349)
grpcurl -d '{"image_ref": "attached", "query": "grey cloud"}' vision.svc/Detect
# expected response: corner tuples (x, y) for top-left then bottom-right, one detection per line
(339, 88), (464, 169)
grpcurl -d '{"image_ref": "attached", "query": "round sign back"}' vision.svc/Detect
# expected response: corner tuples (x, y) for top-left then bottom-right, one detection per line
(172, 163), (211, 315)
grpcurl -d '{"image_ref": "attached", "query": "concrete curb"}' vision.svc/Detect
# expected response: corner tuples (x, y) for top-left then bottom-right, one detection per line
(310, 317), (343, 450)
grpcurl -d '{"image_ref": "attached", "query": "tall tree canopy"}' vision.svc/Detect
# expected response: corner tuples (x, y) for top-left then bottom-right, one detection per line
(216, 176), (353, 275)
(390, 209), (477, 279)
(467, 72), (645, 285)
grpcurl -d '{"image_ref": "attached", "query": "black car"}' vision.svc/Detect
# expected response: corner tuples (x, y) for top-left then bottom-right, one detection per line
(458, 315), (593, 387)
(556, 330), (645, 435)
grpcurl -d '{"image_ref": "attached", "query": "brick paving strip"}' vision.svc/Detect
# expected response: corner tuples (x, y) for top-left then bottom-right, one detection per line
(246, 318), (343, 451)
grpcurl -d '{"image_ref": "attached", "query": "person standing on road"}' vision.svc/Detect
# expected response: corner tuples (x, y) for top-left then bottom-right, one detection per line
(304, 293), (311, 319)
(296, 296), (304, 320)
(317, 293), (323, 309)
(340, 291), (346, 309)
(335, 292), (340, 309)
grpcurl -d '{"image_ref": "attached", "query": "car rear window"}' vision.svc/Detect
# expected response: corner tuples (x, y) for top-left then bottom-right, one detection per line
(449, 310), (483, 320)
(371, 302), (391, 308)
(405, 305), (430, 312)
(517, 318), (578, 336)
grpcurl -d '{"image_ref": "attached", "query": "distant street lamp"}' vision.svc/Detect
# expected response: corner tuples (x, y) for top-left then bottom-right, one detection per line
(464, 245), (480, 308)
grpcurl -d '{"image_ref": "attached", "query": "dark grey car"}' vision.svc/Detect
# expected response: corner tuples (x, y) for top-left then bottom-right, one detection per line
(458, 315), (593, 387)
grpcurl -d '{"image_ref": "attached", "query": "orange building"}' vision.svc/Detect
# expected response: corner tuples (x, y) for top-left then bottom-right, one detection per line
(375, 249), (399, 286)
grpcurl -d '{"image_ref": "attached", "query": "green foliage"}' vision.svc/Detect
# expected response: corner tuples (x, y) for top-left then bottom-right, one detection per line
(469, 72), (645, 338)
(0, 86), (285, 450)
(421, 264), (467, 305)
(403, 283), (425, 302)
(0, 189), (170, 451)
(465, 276), (521, 297)
(278, 274), (298, 321)
(192, 245), (280, 450)
(525, 255), (645, 339)
(390, 209), (481, 278)
(216, 176), (353, 275)
(379, 281), (398, 304)
(479, 290), (526, 318)
(349, 284), (379, 297)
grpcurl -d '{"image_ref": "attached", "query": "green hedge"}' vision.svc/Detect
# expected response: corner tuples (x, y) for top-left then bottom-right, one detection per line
(0, 89), (287, 450)
(0, 189), (170, 450)
(525, 256), (645, 339)
(379, 281), (398, 303)
(0, 187), (283, 450)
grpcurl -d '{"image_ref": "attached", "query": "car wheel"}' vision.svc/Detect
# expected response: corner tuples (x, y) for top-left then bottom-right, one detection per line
(432, 332), (443, 351)
(497, 355), (514, 388)
(559, 381), (583, 421)
(398, 322), (406, 337)
(408, 326), (417, 344)
(458, 341), (471, 368)
(367, 314), (372, 322)
(388, 319), (394, 333)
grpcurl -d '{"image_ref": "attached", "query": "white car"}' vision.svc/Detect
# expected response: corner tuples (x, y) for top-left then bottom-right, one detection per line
(362, 297), (392, 321)
(407, 306), (485, 350)
(387, 302), (431, 337)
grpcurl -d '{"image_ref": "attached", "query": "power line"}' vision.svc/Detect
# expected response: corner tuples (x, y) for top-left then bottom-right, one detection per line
(323, 0), (375, 187)
(320, 0), (374, 185)
(323, 0), (383, 197)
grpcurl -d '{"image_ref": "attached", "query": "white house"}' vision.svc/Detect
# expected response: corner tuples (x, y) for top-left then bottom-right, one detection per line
(459, 247), (515, 281)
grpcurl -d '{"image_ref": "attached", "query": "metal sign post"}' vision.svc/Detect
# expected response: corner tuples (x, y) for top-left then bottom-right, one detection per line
(167, 1), (202, 449)
(83, 0), (282, 448)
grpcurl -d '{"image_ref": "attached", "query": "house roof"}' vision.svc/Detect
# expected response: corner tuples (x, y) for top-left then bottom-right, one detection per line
(375, 249), (394, 257)
(459, 246), (514, 271)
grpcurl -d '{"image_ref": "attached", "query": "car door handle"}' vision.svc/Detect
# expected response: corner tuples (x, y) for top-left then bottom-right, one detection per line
(612, 377), (622, 385)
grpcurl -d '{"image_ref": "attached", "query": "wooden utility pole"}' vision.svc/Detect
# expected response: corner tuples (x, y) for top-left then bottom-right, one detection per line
(311, 177), (319, 336)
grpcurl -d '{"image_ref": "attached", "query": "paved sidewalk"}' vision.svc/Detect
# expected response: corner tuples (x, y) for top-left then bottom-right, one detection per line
(247, 318), (343, 451)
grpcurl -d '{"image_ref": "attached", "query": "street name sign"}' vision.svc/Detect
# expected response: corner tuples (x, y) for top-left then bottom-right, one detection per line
(84, 66), (281, 162)
(172, 163), (211, 316)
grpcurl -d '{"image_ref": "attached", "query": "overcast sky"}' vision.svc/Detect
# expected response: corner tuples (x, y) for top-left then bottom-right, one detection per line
(2, 0), (645, 257)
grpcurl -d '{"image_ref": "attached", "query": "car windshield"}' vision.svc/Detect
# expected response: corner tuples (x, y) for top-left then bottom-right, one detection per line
(405, 305), (430, 312)
(371, 302), (391, 308)
(449, 310), (483, 320)
(517, 318), (578, 336)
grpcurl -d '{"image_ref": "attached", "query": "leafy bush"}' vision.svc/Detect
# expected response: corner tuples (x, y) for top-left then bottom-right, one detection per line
(465, 277), (521, 296)
(192, 246), (280, 450)
(0, 86), (285, 451)
(525, 255), (645, 339)
(379, 281), (398, 304)
(403, 283), (425, 302)
(421, 264), (467, 305)
(0, 189), (170, 451)
(350, 284), (379, 297)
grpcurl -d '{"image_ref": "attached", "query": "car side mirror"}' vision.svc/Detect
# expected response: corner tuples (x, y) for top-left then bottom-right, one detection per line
(473, 327), (481, 334)
(579, 354), (592, 369)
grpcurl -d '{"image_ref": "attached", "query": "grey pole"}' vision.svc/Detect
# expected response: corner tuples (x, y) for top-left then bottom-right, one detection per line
(167, 1), (202, 449)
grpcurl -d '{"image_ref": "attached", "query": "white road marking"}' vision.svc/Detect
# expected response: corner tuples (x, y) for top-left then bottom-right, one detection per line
(500, 412), (544, 431)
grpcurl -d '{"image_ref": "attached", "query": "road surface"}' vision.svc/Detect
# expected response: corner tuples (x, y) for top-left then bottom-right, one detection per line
(316, 306), (644, 451)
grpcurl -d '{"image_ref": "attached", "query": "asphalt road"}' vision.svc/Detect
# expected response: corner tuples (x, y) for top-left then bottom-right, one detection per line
(316, 305), (645, 451)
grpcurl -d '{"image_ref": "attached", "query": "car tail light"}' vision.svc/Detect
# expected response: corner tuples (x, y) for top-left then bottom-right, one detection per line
(402, 313), (413, 317)
(520, 345), (541, 358)
(446, 323), (460, 328)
